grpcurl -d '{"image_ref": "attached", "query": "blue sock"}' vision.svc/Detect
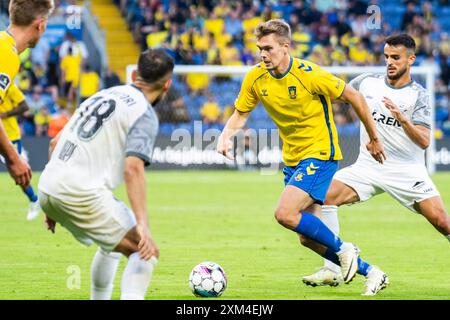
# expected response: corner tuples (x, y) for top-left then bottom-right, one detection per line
(295, 212), (343, 252)
(324, 248), (372, 276)
(23, 186), (38, 203)
(357, 258), (373, 276)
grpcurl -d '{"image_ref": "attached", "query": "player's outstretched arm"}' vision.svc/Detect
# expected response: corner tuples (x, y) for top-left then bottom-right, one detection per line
(124, 156), (159, 261)
(217, 109), (250, 160)
(0, 121), (31, 187)
(340, 85), (386, 164)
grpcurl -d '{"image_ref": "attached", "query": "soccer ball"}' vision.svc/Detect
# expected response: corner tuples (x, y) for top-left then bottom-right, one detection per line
(189, 261), (227, 297)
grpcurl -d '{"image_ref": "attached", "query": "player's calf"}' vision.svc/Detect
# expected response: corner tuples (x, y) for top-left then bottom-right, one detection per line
(415, 197), (450, 241)
(90, 249), (122, 300)
(114, 227), (159, 300)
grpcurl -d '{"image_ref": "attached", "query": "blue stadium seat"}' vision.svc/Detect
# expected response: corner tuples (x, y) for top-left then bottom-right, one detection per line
(159, 123), (176, 135)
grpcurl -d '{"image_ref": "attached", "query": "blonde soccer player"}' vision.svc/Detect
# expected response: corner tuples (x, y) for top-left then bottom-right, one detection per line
(0, 0), (54, 187)
(217, 19), (386, 287)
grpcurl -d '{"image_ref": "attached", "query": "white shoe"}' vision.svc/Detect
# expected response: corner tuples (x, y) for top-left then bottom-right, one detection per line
(336, 242), (360, 283)
(27, 201), (40, 221)
(302, 267), (343, 287)
(362, 266), (389, 296)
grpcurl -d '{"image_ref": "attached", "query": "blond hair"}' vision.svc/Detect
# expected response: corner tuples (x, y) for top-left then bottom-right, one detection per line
(254, 19), (291, 43)
(9, 0), (55, 27)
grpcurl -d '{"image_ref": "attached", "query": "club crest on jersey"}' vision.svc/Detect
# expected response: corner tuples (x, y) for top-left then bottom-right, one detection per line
(261, 89), (268, 96)
(288, 86), (297, 99)
(0, 73), (11, 91)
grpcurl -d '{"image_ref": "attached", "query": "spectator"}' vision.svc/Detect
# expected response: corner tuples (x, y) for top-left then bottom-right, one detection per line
(154, 87), (190, 124)
(104, 68), (122, 89)
(48, 109), (70, 138)
(46, 47), (61, 101)
(79, 64), (101, 103)
(60, 47), (82, 109)
(186, 73), (209, 96)
(27, 89), (46, 114)
(17, 66), (32, 94)
(200, 93), (221, 125)
(401, 2), (418, 31)
(225, 9), (243, 42)
(34, 106), (52, 137)
(59, 31), (89, 62)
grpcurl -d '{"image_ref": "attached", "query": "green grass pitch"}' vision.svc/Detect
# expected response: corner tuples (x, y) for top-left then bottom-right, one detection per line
(0, 171), (449, 300)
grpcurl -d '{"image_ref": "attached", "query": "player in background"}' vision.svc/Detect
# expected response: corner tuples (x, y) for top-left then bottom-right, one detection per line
(0, 0), (54, 187)
(0, 84), (40, 220)
(217, 19), (386, 286)
(302, 34), (450, 295)
(38, 49), (173, 300)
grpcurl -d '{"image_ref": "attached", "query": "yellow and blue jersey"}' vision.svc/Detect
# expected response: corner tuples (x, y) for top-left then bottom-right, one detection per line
(0, 31), (20, 103)
(235, 58), (345, 166)
(0, 84), (25, 141)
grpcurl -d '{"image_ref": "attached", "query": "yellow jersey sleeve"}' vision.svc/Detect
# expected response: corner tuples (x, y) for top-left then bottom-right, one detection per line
(234, 68), (260, 113)
(0, 47), (20, 102)
(7, 84), (26, 106)
(298, 61), (346, 100)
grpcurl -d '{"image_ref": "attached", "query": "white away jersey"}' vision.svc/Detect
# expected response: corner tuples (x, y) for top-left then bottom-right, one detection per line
(351, 73), (430, 165)
(39, 85), (159, 199)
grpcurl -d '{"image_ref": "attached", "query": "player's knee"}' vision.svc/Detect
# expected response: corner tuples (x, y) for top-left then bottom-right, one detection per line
(274, 207), (296, 228)
(434, 211), (450, 234)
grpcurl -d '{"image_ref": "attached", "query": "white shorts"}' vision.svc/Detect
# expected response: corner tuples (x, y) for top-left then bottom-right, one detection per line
(333, 159), (440, 213)
(38, 191), (136, 252)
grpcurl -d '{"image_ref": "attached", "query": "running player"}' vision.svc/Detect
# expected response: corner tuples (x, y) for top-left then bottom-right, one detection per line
(217, 19), (386, 286)
(302, 34), (450, 295)
(38, 49), (173, 300)
(0, 83), (40, 220)
(0, 0), (54, 187)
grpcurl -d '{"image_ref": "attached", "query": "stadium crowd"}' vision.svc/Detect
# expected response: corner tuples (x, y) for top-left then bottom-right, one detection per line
(1, 0), (449, 137)
(115, 0), (450, 136)
(1, 0), (122, 138)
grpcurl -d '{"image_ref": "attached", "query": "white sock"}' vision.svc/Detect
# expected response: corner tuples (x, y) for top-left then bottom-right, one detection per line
(90, 249), (122, 300)
(446, 235), (450, 243)
(120, 253), (158, 300)
(321, 205), (341, 274)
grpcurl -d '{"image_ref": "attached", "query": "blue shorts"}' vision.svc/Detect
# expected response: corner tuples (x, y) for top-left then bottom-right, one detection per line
(283, 158), (339, 205)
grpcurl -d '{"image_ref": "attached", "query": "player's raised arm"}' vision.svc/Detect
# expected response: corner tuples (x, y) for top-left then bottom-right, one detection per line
(340, 85), (386, 164)
(217, 109), (251, 160)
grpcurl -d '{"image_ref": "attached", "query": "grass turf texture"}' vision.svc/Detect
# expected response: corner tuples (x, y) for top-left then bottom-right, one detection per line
(0, 171), (449, 300)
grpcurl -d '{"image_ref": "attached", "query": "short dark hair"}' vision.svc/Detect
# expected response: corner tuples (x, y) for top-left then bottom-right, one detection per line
(385, 34), (416, 52)
(137, 49), (174, 88)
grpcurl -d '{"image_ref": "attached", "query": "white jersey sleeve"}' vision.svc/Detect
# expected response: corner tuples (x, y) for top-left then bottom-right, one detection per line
(411, 89), (431, 129)
(125, 107), (159, 166)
